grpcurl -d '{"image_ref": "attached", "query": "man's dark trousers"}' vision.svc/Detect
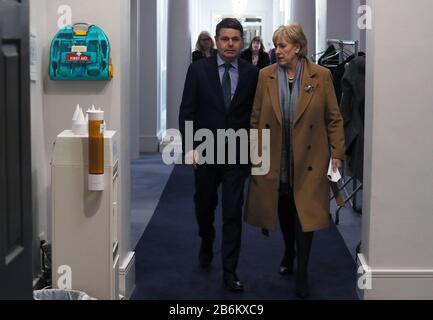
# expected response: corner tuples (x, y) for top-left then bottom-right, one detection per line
(194, 163), (249, 274)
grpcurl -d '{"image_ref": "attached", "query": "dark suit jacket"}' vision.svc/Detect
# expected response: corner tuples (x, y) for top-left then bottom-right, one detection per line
(192, 49), (217, 63)
(269, 48), (276, 64)
(179, 54), (259, 160)
(240, 49), (270, 70)
(340, 55), (365, 182)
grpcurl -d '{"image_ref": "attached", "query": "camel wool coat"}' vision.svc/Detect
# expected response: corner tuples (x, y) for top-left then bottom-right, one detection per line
(245, 59), (345, 233)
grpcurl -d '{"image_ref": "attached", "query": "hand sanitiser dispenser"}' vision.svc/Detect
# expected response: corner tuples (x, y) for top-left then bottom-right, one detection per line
(51, 128), (120, 299)
(49, 23), (113, 80)
(88, 110), (105, 191)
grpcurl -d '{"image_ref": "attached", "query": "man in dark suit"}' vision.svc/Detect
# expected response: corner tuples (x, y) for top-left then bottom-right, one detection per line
(179, 18), (259, 292)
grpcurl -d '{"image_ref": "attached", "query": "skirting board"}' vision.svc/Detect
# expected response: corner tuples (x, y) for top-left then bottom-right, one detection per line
(119, 251), (136, 300)
(140, 136), (160, 153)
(357, 253), (433, 300)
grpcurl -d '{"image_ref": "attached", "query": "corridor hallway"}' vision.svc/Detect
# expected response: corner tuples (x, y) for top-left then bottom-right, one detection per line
(130, 155), (359, 300)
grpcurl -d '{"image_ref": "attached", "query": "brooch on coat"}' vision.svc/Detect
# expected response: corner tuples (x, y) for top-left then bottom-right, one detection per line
(304, 85), (314, 93)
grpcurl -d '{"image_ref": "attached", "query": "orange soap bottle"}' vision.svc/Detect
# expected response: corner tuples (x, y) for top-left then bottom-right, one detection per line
(87, 110), (105, 191)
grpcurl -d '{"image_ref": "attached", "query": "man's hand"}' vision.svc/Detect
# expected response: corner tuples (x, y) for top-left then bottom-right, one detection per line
(185, 150), (199, 169)
(332, 159), (342, 173)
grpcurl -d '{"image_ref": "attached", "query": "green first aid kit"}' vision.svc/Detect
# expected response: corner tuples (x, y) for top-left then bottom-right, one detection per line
(49, 23), (113, 81)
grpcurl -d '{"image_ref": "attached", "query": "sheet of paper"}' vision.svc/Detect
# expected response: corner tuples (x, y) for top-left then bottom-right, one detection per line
(327, 159), (342, 183)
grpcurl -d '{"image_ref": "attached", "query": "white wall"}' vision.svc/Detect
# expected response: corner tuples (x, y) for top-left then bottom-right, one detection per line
(351, 0), (366, 52)
(119, 2), (132, 268)
(272, 0), (282, 37)
(291, 0), (316, 56)
(138, 0), (160, 152)
(326, 0), (351, 41)
(166, 0), (191, 131)
(130, 0), (140, 160)
(361, 0), (433, 299)
(196, 0), (275, 50)
(315, 0), (327, 53)
(30, 0), (48, 275)
(30, 0), (133, 286)
(189, 0), (200, 50)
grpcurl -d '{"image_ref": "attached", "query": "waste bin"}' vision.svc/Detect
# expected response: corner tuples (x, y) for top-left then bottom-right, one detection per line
(33, 289), (96, 300)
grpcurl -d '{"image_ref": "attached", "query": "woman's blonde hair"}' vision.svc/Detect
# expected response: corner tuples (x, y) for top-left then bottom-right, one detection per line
(195, 31), (215, 52)
(272, 24), (308, 58)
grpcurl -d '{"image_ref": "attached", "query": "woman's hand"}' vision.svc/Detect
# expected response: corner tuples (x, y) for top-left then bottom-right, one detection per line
(332, 159), (342, 173)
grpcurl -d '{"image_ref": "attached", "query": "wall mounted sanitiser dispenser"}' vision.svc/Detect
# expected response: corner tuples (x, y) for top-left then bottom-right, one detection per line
(50, 23), (113, 80)
(88, 110), (105, 191)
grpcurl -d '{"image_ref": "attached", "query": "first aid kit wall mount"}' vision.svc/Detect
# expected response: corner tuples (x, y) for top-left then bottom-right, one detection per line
(50, 23), (113, 81)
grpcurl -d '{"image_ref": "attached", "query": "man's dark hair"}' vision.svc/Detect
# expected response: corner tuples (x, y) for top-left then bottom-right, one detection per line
(216, 18), (244, 38)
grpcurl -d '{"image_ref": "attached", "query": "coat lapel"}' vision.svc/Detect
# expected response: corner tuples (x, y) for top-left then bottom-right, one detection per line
(294, 59), (318, 126)
(267, 65), (282, 125)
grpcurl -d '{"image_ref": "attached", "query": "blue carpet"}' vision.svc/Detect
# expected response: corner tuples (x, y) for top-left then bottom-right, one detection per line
(131, 165), (358, 300)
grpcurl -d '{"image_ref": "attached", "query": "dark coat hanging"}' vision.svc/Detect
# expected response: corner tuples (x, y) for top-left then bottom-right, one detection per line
(340, 55), (365, 182)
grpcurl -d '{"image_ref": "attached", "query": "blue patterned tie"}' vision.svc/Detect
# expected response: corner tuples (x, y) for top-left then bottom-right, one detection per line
(222, 63), (232, 110)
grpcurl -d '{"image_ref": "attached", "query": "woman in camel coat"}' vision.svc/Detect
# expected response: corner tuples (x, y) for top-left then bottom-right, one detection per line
(245, 24), (345, 299)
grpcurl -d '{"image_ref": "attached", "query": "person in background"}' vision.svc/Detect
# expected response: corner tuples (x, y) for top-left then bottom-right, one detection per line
(245, 24), (345, 299)
(240, 36), (270, 70)
(179, 18), (259, 293)
(192, 31), (217, 63)
(269, 47), (277, 64)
